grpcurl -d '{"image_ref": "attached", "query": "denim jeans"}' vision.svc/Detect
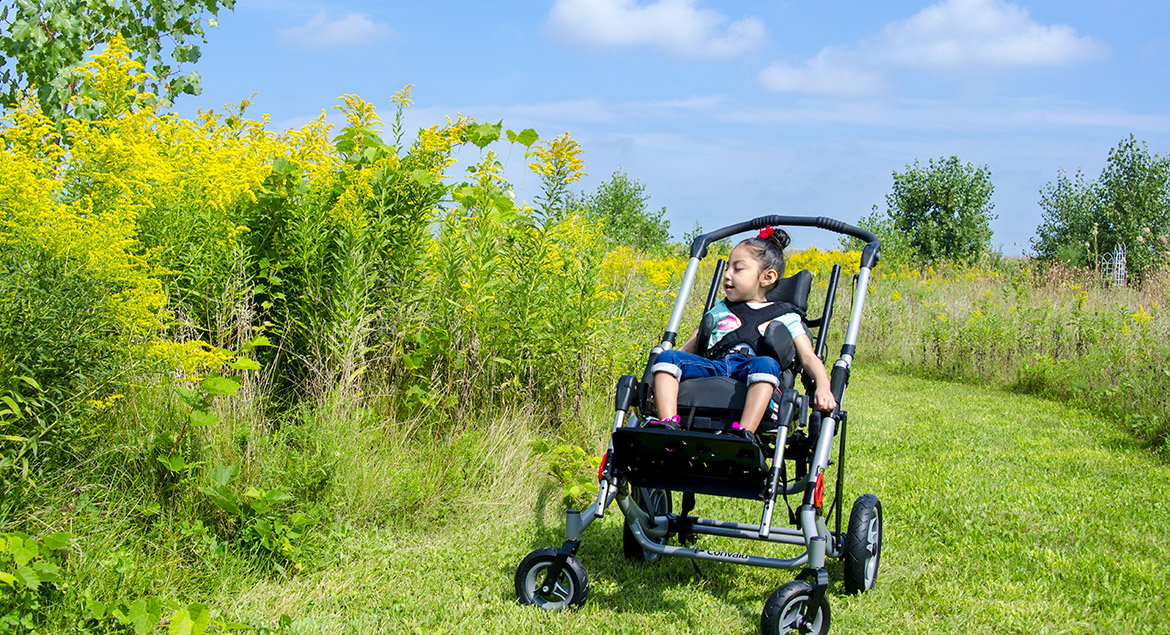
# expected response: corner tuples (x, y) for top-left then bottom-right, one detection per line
(651, 350), (781, 388)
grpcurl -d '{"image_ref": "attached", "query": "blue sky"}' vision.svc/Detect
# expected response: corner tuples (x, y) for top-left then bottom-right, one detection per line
(175, 0), (1170, 252)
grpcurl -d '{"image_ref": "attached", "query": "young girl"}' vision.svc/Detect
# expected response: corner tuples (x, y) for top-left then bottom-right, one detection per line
(650, 226), (836, 434)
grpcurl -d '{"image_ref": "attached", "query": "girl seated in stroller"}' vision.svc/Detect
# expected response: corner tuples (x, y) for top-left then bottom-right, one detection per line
(649, 226), (836, 436)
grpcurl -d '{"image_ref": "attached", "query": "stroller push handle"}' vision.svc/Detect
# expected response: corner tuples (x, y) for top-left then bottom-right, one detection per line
(689, 215), (880, 265)
(662, 215), (880, 349)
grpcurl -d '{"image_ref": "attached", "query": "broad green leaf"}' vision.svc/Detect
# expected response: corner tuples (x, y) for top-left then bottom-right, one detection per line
(8, 535), (35, 566)
(174, 385), (199, 407)
(16, 565), (40, 590)
(158, 455), (186, 472)
(241, 335), (271, 352)
(470, 120), (502, 149)
(42, 532), (71, 551)
(411, 168), (433, 186)
(128, 597), (162, 635)
(0, 571), (16, 588)
(227, 356), (261, 370)
(189, 408), (218, 427)
(85, 598), (108, 620)
(202, 374), (239, 396)
(31, 560), (61, 583)
(265, 488), (292, 505)
(208, 463), (239, 487)
(510, 127), (538, 148)
(169, 603), (210, 635)
(201, 486), (240, 516)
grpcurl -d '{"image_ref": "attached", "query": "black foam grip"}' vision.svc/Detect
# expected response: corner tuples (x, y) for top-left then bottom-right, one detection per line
(614, 375), (637, 412)
(830, 365), (849, 403)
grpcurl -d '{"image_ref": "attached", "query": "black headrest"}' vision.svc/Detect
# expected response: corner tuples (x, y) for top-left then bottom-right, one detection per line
(766, 270), (812, 315)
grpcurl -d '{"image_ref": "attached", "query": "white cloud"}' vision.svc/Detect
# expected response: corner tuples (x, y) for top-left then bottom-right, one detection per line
(880, 0), (1108, 68)
(546, 0), (765, 59)
(760, 0), (1108, 96)
(759, 49), (887, 97)
(278, 10), (392, 49)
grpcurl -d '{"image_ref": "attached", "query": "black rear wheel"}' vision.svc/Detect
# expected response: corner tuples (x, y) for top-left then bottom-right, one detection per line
(623, 487), (672, 561)
(843, 493), (883, 594)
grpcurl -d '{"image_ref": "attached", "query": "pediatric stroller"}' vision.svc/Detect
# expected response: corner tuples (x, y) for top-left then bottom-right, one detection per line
(514, 216), (883, 635)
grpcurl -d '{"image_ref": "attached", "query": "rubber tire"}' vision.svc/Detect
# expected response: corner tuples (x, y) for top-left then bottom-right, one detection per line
(622, 487), (672, 562)
(514, 547), (589, 610)
(843, 493), (883, 595)
(760, 579), (831, 635)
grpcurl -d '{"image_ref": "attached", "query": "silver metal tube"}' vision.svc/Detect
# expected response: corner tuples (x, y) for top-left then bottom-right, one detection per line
(688, 524), (808, 546)
(800, 505), (819, 545)
(594, 408), (627, 519)
(759, 424), (790, 538)
(808, 536), (827, 569)
(662, 257), (703, 347)
(566, 509), (583, 541)
(629, 520), (808, 569)
(842, 266), (873, 350)
(815, 515), (839, 558)
(692, 518), (805, 540)
(812, 416), (838, 473)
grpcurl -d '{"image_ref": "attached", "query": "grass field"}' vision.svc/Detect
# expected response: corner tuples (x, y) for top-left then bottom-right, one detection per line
(211, 368), (1170, 634)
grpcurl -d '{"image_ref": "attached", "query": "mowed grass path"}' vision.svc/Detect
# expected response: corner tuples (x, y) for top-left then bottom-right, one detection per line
(227, 369), (1170, 634)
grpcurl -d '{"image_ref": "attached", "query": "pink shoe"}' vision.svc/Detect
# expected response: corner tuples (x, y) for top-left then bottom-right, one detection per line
(646, 415), (681, 430)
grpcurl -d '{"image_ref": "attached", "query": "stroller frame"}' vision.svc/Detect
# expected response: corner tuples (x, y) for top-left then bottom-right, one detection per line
(515, 215), (882, 634)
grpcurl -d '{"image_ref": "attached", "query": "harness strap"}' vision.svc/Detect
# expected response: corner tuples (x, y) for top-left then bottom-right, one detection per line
(704, 300), (801, 361)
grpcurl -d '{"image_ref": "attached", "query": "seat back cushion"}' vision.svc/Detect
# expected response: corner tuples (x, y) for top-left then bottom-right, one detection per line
(767, 269), (812, 313)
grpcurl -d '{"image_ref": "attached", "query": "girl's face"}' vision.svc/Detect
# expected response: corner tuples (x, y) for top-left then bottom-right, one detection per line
(724, 244), (778, 303)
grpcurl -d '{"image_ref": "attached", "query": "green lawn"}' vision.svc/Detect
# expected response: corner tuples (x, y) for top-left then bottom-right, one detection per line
(222, 369), (1170, 634)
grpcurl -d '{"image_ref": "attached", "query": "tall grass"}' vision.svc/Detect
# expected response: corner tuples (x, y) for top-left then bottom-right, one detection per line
(0, 38), (694, 632)
(855, 259), (1170, 454)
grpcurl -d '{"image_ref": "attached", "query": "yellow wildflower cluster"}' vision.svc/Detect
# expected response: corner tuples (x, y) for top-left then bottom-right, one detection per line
(787, 246), (862, 278)
(416, 114), (473, 175)
(335, 93), (383, 131)
(150, 340), (234, 381)
(528, 132), (587, 185)
(1130, 305), (1154, 326)
(600, 247), (687, 299)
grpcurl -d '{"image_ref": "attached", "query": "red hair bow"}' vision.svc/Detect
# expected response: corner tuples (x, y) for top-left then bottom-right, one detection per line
(758, 226), (775, 239)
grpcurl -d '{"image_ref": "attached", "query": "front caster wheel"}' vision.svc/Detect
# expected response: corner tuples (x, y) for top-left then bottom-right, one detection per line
(760, 580), (830, 635)
(843, 493), (883, 595)
(515, 548), (589, 610)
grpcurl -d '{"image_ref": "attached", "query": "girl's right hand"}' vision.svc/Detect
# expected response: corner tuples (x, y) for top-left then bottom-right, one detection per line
(813, 385), (836, 412)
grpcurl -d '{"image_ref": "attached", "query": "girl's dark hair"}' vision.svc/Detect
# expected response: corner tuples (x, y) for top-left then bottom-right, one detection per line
(737, 227), (790, 282)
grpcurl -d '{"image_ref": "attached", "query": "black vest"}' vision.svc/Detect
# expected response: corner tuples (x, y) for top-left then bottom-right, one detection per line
(698, 300), (803, 365)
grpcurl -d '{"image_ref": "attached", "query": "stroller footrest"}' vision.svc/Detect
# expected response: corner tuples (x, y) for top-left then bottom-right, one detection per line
(611, 428), (770, 500)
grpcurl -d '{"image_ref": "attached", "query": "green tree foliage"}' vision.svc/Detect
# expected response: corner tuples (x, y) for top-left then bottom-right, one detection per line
(579, 169), (671, 253)
(871, 156), (996, 265)
(0, 0), (234, 119)
(1034, 135), (1170, 278)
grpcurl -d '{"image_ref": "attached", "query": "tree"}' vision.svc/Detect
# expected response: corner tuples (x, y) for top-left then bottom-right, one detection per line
(0, 0), (235, 120)
(1033, 135), (1170, 278)
(876, 156), (996, 265)
(1033, 169), (1101, 267)
(581, 169), (671, 253)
